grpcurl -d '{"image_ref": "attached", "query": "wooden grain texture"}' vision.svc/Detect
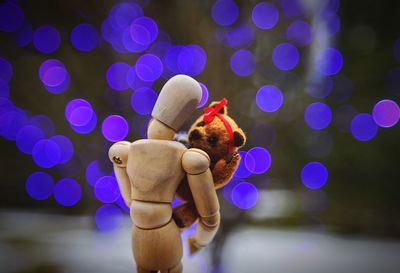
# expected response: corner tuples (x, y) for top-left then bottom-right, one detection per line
(152, 74), (202, 131)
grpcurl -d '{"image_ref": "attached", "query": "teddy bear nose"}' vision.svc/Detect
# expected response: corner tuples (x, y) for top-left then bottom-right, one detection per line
(189, 129), (202, 141)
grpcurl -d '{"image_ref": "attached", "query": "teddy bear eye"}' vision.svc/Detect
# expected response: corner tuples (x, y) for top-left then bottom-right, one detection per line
(207, 135), (218, 146)
(196, 121), (205, 127)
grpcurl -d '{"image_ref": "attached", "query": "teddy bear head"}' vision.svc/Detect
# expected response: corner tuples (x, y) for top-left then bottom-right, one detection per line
(188, 100), (246, 163)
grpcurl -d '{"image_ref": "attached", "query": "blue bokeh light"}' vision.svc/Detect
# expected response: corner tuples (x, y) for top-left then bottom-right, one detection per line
(54, 178), (82, 207)
(212, 0), (239, 27)
(33, 25), (61, 54)
(70, 112), (97, 134)
(86, 160), (106, 186)
(50, 135), (74, 164)
(30, 115), (55, 137)
(0, 80), (9, 98)
(126, 65), (153, 90)
(245, 147), (272, 174)
(15, 24), (33, 47)
(230, 49), (256, 76)
(224, 24), (254, 48)
(108, 2), (143, 31)
(287, 20), (312, 47)
(177, 45), (207, 76)
(65, 98), (92, 120)
(94, 176), (121, 203)
(301, 162), (328, 190)
(148, 41), (172, 59)
(39, 59), (69, 94)
(0, 2), (24, 32)
(95, 204), (124, 232)
(272, 43), (299, 71)
(135, 54), (163, 82)
(197, 82), (209, 109)
(130, 87), (158, 115)
(106, 62), (130, 91)
(372, 99), (400, 128)
(350, 113), (378, 141)
(231, 182), (259, 210)
(26, 172), (54, 200)
(256, 85), (283, 112)
(0, 108), (30, 140)
(16, 125), (45, 154)
(280, 0), (304, 18)
(70, 23), (99, 52)
(385, 68), (400, 96)
(316, 48), (343, 76)
(102, 115), (129, 142)
(233, 151), (253, 178)
(304, 102), (332, 130)
(32, 139), (61, 168)
(0, 57), (13, 82)
(252, 2), (279, 30)
(122, 28), (148, 53)
(130, 16), (158, 46)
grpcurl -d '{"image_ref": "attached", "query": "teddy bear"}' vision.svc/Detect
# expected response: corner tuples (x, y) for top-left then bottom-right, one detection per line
(173, 99), (246, 229)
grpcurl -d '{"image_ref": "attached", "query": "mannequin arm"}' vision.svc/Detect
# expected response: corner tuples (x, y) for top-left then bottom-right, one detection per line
(109, 141), (132, 207)
(182, 148), (220, 254)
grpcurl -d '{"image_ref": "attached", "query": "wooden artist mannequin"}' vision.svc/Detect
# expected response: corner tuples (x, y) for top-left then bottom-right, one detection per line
(109, 75), (220, 273)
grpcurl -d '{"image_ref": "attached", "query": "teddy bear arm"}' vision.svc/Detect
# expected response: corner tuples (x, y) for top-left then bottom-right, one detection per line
(213, 153), (241, 189)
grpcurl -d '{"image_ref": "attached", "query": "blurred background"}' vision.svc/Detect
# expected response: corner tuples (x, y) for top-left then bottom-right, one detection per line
(1, 0), (400, 272)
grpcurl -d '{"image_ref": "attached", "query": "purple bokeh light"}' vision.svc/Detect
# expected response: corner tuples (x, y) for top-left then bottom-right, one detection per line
(106, 62), (130, 91)
(252, 2), (279, 30)
(372, 99), (400, 128)
(126, 65), (153, 90)
(94, 176), (121, 203)
(135, 54), (163, 82)
(272, 43), (299, 71)
(95, 204), (124, 232)
(54, 178), (82, 207)
(301, 162), (328, 190)
(65, 98), (92, 120)
(16, 125), (45, 154)
(0, 2), (24, 32)
(230, 49), (256, 76)
(33, 25), (61, 54)
(197, 82), (209, 109)
(26, 172), (54, 200)
(212, 0), (239, 27)
(39, 59), (69, 94)
(50, 135), (74, 164)
(70, 23), (99, 52)
(32, 139), (61, 168)
(130, 87), (158, 115)
(0, 57), (13, 82)
(70, 112), (97, 134)
(69, 106), (94, 127)
(351, 113), (378, 141)
(287, 20), (312, 47)
(15, 24), (33, 47)
(130, 16), (158, 46)
(256, 85), (283, 112)
(316, 48), (343, 76)
(304, 102), (332, 130)
(245, 147), (272, 174)
(231, 182), (259, 210)
(102, 115), (129, 142)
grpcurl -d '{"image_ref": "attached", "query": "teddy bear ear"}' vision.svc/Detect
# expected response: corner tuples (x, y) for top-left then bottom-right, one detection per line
(208, 101), (228, 115)
(233, 131), (246, 147)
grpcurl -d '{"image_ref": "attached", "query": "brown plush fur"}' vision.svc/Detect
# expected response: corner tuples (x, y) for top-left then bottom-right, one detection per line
(172, 101), (246, 229)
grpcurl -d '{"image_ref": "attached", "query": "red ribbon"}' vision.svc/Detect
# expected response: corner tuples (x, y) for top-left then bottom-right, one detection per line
(203, 98), (235, 153)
